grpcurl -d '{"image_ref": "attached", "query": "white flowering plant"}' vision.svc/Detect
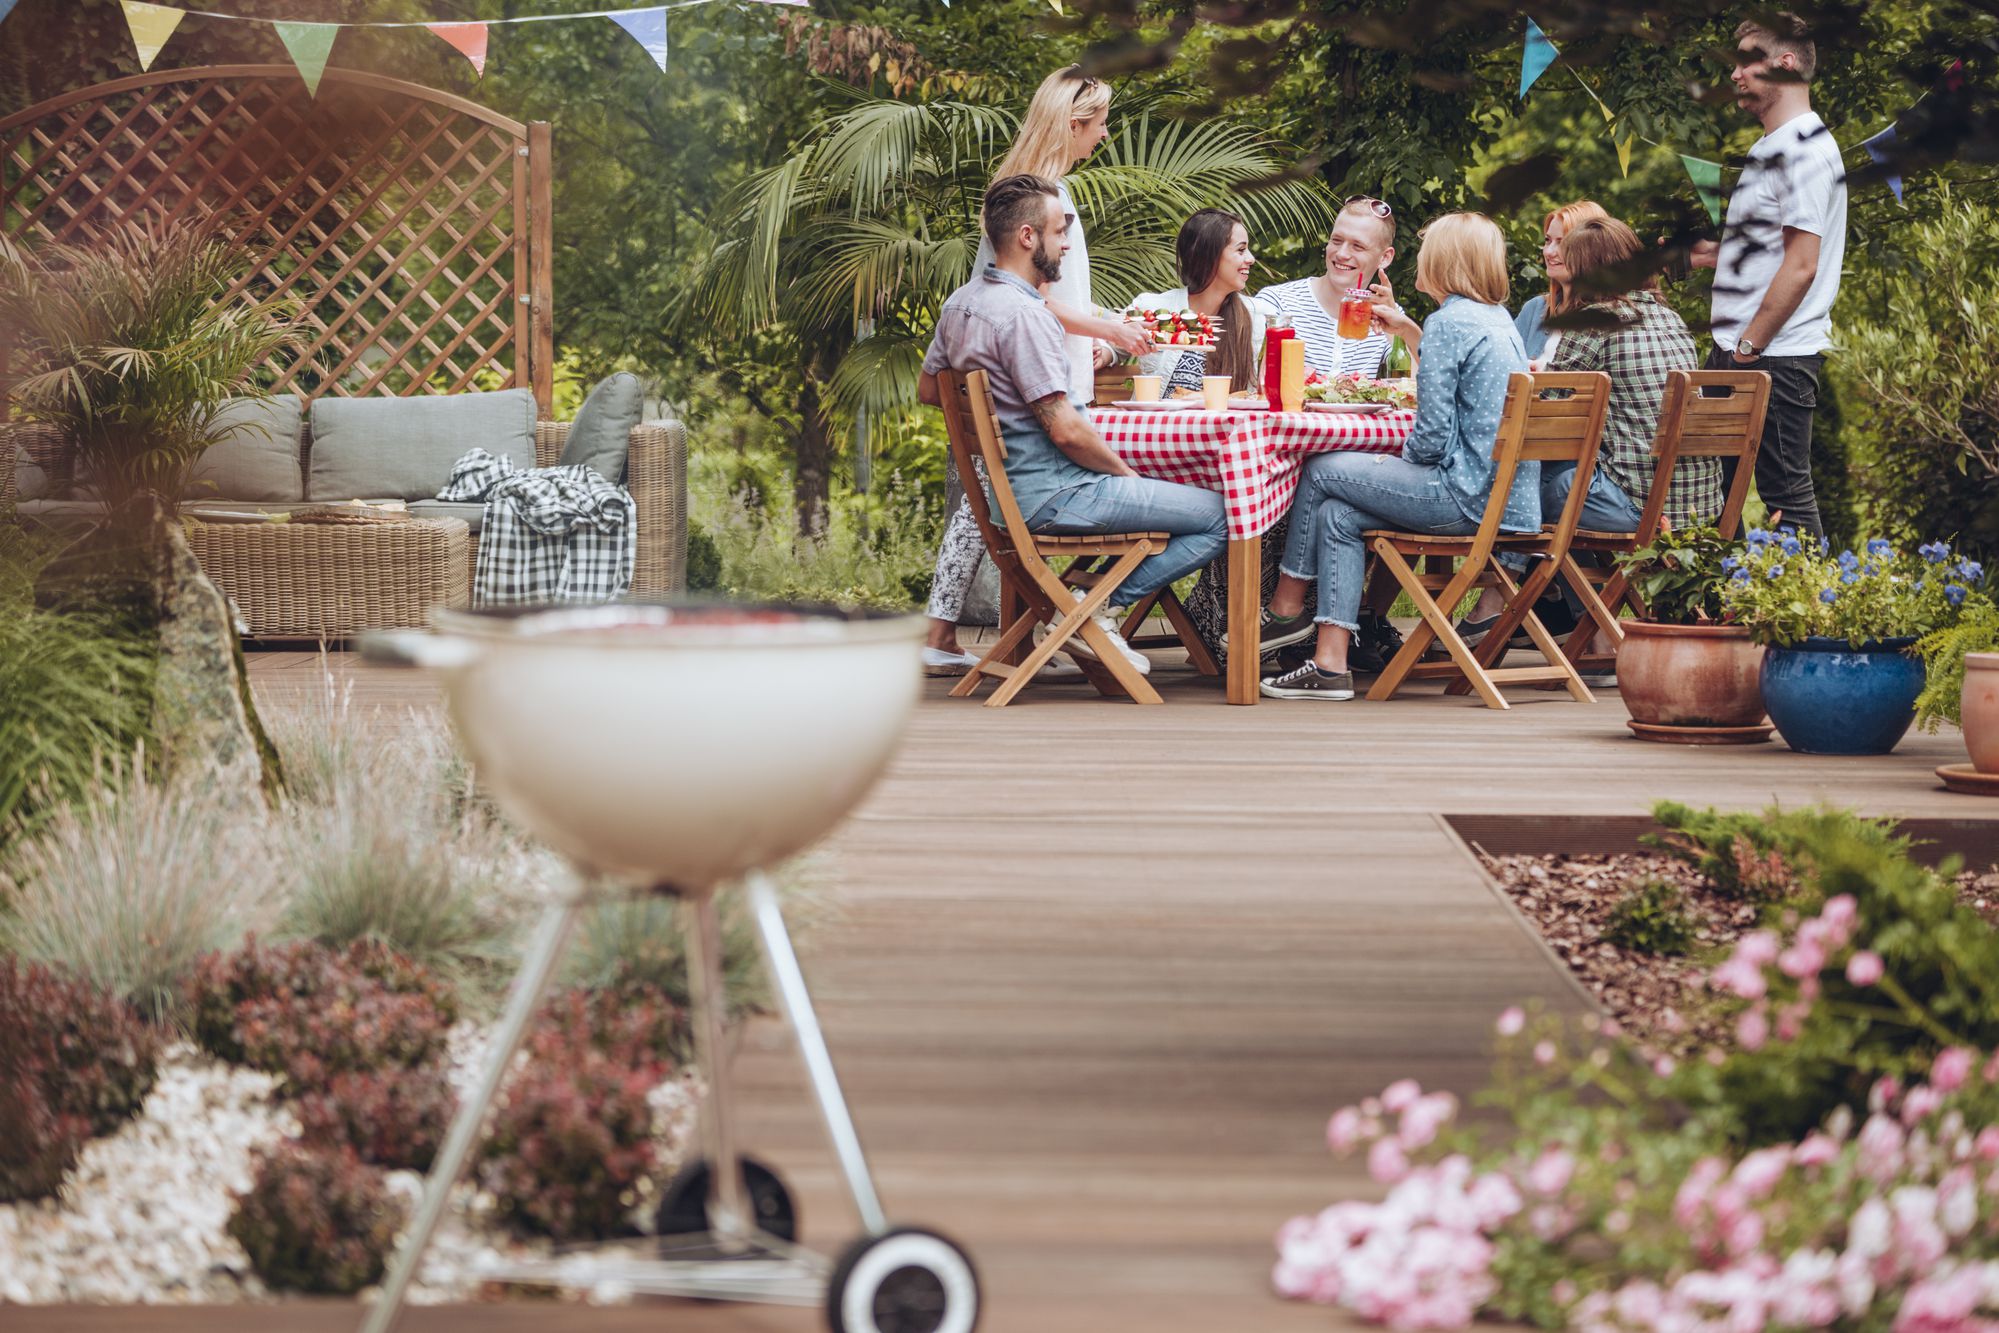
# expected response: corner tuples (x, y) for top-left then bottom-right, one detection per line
(1719, 532), (1989, 648)
(1276, 804), (1999, 1331)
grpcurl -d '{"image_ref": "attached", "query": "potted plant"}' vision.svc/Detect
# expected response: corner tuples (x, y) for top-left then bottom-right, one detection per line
(1610, 525), (1769, 743)
(1914, 587), (1999, 779)
(1723, 532), (1979, 755)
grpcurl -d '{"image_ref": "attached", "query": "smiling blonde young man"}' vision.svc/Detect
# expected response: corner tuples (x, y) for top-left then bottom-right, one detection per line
(1259, 197), (1403, 378)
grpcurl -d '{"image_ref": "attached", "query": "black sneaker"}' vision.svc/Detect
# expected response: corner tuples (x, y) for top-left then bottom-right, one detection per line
(1259, 661), (1356, 701)
(1223, 607), (1315, 655)
(1457, 612), (1503, 648)
(1351, 615), (1405, 674)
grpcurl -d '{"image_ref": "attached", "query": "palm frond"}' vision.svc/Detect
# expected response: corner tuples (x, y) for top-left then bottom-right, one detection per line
(824, 332), (925, 420)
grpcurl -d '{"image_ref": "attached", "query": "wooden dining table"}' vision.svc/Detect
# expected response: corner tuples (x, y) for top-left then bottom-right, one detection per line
(1088, 403), (1418, 704)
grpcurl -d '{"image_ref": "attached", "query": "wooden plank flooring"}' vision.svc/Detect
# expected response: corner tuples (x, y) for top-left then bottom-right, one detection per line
(23, 645), (1974, 1333)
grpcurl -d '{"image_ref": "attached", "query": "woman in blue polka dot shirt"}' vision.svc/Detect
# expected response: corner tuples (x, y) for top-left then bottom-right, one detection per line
(1256, 213), (1534, 701)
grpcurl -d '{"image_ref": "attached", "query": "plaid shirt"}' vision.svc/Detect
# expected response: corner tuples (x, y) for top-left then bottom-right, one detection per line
(1549, 292), (1719, 528)
(439, 449), (636, 608)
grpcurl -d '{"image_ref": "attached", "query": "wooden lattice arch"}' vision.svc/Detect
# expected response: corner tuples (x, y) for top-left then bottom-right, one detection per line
(1, 65), (553, 411)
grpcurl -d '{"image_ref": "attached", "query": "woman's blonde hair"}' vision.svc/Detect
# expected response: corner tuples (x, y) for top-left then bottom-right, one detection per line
(1541, 199), (1610, 314)
(993, 66), (1111, 182)
(1415, 213), (1509, 306)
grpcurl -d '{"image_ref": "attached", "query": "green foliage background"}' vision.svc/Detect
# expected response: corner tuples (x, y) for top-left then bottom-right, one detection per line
(3, 0), (1995, 577)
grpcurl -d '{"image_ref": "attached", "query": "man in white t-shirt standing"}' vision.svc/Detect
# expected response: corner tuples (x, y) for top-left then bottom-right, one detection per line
(1691, 10), (1847, 537)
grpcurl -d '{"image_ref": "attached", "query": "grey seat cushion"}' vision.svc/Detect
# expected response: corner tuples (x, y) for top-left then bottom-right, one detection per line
(559, 372), (643, 483)
(407, 500), (487, 535)
(186, 396), (305, 503)
(308, 389), (536, 502)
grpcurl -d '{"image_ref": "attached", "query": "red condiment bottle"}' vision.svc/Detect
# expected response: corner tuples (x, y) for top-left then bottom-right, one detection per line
(1264, 326), (1294, 411)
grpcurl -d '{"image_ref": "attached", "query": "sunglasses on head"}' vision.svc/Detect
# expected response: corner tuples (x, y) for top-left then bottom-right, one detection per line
(1343, 196), (1394, 220)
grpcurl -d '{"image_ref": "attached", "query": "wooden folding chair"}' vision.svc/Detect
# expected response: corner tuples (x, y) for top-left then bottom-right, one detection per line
(1557, 369), (1771, 671)
(1365, 370), (1611, 710)
(936, 369), (1165, 706)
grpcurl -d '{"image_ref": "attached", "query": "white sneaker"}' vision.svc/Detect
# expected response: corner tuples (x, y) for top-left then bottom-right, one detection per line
(1069, 589), (1151, 676)
(921, 645), (981, 676)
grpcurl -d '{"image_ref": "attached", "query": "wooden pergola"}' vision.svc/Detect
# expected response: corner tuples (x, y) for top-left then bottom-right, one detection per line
(1, 65), (554, 413)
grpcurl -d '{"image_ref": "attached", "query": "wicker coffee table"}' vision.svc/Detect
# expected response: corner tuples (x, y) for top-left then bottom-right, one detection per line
(184, 514), (470, 640)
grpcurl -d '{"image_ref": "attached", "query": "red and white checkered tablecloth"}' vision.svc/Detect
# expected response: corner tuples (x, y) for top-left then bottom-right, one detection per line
(1088, 406), (1417, 541)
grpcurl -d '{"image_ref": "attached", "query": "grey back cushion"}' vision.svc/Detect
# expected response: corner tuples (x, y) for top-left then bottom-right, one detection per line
(12, 444), (51, 501)
(559, 372), (643, 483)
(186, 395), (305, 503)
(309, 388), (536, 501)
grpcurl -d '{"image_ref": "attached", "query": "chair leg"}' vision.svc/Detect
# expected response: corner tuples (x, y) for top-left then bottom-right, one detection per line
(1066, 547), (1162, 705)
(985, 602), (1096, 707)
(1365, 545), (1508, 710)
(1160, 592), (1221, 677)
(951, 609), (1040, 698)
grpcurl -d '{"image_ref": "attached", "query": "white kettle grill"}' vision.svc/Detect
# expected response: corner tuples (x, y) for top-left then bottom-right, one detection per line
(357, 602), (979, 1333)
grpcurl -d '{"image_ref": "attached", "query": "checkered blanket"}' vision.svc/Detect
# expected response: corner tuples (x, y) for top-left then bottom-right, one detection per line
(1089, 407), (1416, 540)
(439, 450), (636, 608)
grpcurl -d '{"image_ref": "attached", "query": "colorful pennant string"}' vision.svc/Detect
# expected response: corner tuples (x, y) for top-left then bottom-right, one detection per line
(1519, 18), (1557, 99)
(1679, 153), (1726, 226)
(426, 21), (489, 78)
(0, 1), (20, 25)
(273, 21), (340, 97)
(1861, 125), (1905, 205)
(610, 8), (669, 71)
(119, 0), (186, 71)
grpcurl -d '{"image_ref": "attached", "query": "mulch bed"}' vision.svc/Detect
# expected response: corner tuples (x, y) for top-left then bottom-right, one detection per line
(1476, 851), (1999, 1057)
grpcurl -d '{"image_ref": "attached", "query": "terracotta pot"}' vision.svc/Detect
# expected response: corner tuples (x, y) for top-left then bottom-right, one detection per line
(1618, 621), (1767, 729)
(1962, 652), (1999, 773)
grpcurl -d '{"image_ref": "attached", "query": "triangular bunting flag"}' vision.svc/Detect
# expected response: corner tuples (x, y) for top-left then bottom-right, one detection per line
(0, 1), (20, 25)
(1680, 154), (1725, 226)
(274, 22), (339, 97)
(120, 1), (186, 73)
(1519, 18), (1557, 99)
(1861, 124), (1905, 205)
(1615, 131), (1634, 178)
(611, 8), (668, 72)
(427, 21), (488, 78)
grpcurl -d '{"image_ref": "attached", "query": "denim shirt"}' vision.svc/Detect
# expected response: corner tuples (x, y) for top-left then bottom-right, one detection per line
(1404, 295), (1536, 532)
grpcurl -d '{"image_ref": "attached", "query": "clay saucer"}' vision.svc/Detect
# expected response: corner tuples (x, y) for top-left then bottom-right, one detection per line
(1935, 763), (1999, 796)
(1627, 720), (1775, 746)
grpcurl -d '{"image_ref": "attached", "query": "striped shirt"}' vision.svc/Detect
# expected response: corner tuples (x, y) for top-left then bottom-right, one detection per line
(1260, 278), (1392, 378)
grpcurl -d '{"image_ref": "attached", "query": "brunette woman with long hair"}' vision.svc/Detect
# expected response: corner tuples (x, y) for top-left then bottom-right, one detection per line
(1131, 208), (1276, 395)
(923, 64), (1152, 673)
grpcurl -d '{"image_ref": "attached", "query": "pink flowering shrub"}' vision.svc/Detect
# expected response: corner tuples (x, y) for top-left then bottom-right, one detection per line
(1278, 805), (1999, 1330)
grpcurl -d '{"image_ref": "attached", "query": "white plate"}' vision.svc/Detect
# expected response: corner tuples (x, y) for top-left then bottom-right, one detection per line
(1303, 400), (1394, 414)
(1110, 399), (1199, 411)
(1228, 397), (1272, 410)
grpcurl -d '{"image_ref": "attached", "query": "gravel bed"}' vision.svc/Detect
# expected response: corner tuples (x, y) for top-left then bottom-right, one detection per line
(1478, 851), (1999, 1056)
(0, 1026), (703, 1306)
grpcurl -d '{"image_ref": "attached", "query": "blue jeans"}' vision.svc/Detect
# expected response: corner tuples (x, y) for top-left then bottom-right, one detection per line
(1498, 463), (1643, 573)
(1026, 475), (1230, 606)
(1279, 452), (1477, 631)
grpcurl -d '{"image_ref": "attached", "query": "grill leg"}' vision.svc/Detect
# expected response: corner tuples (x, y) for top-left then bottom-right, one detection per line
(746, 870), (887, 1235)
(359, 896), (579, 1333)
(686, 889), (751, 1247)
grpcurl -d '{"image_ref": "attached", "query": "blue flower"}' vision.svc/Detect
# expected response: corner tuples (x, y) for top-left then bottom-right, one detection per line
(1820, 588), (1838, 604)
(1866, 537), (1893, 557)
(1781, 535), (1803, 556)
(1838, 550), (1861, 572)
(1957, 559), (1985, 583)
(1948, 584), (1969, 607)
(1819, 535), (1831, 554)
(1767, 565), (1785, 580)
(1920, 541), (1952, 564)
(1863, 563), (1880, 577)
(1840, 570), (1859, 584)
(1731, 567), (1752, 583)
(1746, 529), (1774, 549)
(1720, 555), (1740, 574)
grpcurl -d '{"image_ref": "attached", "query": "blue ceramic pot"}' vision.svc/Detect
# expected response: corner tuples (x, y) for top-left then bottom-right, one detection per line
(1760, 636), (1922, 755)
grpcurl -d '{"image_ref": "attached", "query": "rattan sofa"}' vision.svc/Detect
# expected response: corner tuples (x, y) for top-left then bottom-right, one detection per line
(2, 416), (688, 639)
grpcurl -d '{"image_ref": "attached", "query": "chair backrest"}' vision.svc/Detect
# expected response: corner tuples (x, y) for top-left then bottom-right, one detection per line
(1472, 371), (1612, 559)
(943, 369), (1056, 589)
(937, 368), (1018, 561)
(1638, 369), (1771, 541)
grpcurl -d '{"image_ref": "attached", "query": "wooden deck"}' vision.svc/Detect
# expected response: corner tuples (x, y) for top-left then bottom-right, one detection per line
(39, 647), (1974, 1333)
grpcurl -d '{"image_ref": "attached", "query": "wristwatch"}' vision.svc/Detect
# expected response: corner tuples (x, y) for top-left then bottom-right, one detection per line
(1734, 338), (1761, 359)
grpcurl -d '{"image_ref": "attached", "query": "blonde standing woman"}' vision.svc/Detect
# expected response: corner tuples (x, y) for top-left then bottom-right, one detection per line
(922, 65), (1151, 674)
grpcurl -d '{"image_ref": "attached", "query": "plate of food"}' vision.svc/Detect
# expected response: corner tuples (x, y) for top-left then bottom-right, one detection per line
(1303, 374), (1418, 411)
(1128, 306), (1220, 348)
(1110, 398), (1200, 411)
